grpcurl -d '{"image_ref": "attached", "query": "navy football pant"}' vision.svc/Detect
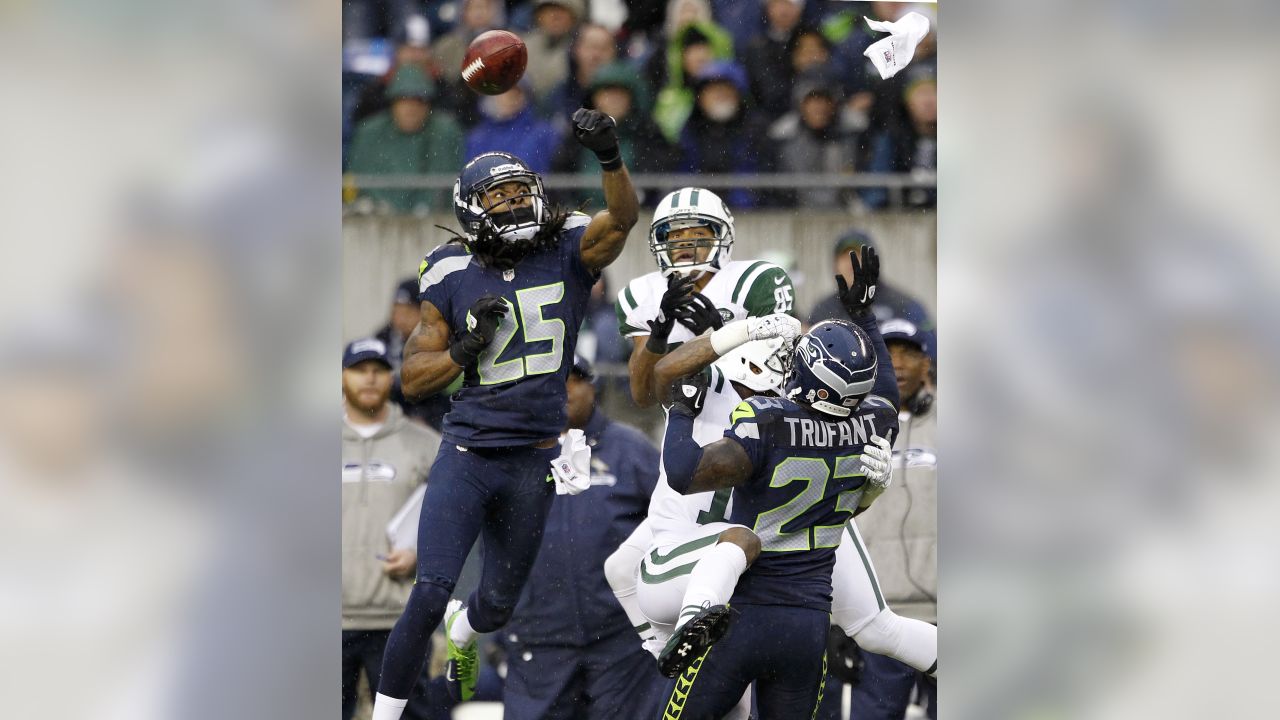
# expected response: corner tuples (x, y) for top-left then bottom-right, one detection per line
(655, 604), (830, 720)
(378, 442), (559, 699)
(503, 630), (665, 720)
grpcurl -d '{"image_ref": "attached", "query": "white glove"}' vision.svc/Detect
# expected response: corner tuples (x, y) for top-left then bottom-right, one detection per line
(710, 313), (801, 354)
(747, 313), (801, 343)
(550, 429), (592, 495)
(860, 435), (893, 491)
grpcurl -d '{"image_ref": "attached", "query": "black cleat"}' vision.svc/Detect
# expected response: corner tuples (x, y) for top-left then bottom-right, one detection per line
(657, 605), (734, 678)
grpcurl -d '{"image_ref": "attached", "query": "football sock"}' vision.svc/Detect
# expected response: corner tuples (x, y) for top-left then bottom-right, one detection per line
(604, 542), (656, 641)
(675, 541), (748, 631)
(371, 693), (407, 720)
(849, 608), (938, 675)
(449, 604), (478, 647)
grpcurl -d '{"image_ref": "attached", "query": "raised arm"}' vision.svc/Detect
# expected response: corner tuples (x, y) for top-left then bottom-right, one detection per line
(401, 296), (507, 399)
(660, 377), (755, 494)
(571, 109), (639, 271)
(835, 245), (900, 409)
(652, 313), (802, 404)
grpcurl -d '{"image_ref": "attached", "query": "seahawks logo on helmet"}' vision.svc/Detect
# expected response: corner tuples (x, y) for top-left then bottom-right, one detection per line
(785, 321), (878, 417)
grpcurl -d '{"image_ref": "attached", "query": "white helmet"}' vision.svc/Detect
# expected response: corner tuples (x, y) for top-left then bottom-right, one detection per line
(649, 187), (735, 278)
(714, 338), (790, 395)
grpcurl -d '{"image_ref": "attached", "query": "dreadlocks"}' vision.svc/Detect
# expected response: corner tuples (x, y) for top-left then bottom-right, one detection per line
(463, 202), (576, 271)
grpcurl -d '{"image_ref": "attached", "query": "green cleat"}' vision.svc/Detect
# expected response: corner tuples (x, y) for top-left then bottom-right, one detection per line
(443, 600), (478, 702)
(657, 604), (734, 679)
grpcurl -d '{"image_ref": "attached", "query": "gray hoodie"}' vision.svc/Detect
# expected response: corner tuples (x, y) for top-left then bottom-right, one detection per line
(342, 403), (442, 630)
(856, 406), (938, 623)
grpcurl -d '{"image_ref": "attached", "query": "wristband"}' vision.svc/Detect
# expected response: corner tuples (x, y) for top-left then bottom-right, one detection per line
(594, 147), (623, 171)
(709, 319), (750, 355)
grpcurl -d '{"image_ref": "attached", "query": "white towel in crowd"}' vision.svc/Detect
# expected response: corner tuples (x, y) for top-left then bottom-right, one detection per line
(863, 11), (932, 80)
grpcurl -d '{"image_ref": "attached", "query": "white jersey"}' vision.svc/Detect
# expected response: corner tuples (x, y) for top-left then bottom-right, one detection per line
(615, 260), (795, 543)
(614, 260), (795, 345)
(647, 364), (743, 540)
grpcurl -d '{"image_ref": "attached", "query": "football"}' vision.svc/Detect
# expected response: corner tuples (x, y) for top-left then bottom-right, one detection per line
(461, 30), (528, 96)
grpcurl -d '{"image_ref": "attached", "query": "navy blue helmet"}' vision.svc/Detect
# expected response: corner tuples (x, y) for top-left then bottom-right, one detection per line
(453, 152), (550, 242)
(784, 320), (877, 417)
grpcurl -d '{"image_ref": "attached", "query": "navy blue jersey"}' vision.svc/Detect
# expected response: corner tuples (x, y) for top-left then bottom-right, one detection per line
(418, 214), (597, 447)
(722, 394), (900, 611)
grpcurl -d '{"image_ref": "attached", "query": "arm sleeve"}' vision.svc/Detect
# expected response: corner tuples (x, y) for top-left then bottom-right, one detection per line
(742, 265), (797, 317)
(849, 311), (900, 410)
(661, 409), (704, 494)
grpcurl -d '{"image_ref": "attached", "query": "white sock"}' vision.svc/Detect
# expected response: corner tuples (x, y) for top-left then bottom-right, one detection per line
(448, 603), (477, 647)
(604, 542), (656, 641)
(675, 542), (748, 631)
(850, 608), (938, 675)
(371, 692), (407, 720)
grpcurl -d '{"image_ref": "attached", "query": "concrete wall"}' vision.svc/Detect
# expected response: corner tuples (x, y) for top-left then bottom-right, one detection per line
(343, 210), (936, 341)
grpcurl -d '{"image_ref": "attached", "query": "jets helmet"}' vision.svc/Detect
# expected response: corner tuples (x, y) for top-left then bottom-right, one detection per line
(453, 152), (550, 242)
(784, 321), (877, 417)
(649, 187), (735, 277)
(714, 338), (791, 395)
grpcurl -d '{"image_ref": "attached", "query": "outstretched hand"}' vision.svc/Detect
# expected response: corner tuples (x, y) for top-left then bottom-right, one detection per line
(836, 245), (879, 319)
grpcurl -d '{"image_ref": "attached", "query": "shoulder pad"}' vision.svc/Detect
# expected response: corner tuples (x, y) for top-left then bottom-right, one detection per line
(563, 211), (591, 230)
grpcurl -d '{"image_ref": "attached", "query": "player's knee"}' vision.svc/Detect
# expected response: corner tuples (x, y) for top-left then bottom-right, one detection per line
(604, 543), (642, 593)
(851, 608), (902, 656)
(474, 588), (519, 628)
(718, 527), (762, 565)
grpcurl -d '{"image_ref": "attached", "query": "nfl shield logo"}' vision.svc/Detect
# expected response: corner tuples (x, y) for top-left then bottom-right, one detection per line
(503, 269), (515, 281)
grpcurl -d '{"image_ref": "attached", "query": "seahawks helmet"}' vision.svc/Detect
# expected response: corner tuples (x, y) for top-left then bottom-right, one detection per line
(453, 152), (550, 242)
(714, 338), (791, 395)
(784, 321), (877, 417)
(649, 187), (735, 277)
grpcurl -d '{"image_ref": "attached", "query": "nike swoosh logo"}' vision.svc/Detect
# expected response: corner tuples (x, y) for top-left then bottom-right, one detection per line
(774, 275), (786, 285)
(445, 666), (456, 682)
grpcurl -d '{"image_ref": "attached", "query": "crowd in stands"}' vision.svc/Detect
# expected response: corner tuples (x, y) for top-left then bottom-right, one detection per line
(342, 0), (937, 213)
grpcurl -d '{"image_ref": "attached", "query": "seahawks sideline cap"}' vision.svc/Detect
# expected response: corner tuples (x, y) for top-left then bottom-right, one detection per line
(879, 317), (930, 355)
(343, 338), (392, 369)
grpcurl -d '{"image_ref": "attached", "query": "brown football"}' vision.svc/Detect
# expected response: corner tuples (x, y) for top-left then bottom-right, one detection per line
(461, 30), (528, 96)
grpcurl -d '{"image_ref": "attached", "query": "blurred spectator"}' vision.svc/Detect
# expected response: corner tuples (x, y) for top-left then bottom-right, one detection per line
(647, 0), (733, 139)
(807, 231), (937, 366)
(524, 0), (586, 101)
(374, 278), (420, 373)
(580, 275), (630, 367)
(710, 0), (766, 52)
(742, 0), (807, 121)
(540, 23), (621, 122)
(788, 25), (833, 78)
(551, 61), (674, 207)
(344, 0), (431, 43)
(866, 77), (937, 209)
(465, 82), (562, 174)
(500, 358), (664, 719)
(432, 0), (506, 81)
(677, 60), (773, 208)
(350, 16), (449, 127)
(847, 315), (938, 720)
(341, 338), (442, 720)
(347, 65), (464, 214)
(768, 68), (856, 208)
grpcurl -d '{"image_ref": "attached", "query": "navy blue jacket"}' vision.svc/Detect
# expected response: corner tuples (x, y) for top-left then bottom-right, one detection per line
(505, 410), (659, 647)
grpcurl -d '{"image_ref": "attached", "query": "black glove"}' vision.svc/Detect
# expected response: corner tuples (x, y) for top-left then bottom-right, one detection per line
(667, 372), (709, 417)
(449, 295), (509, 367)
(571, 108), (622, 170)
(826, 626), (864, 686)
(674, 292), (725, 335)
(835, 245), (880, 319)
(645, 274), (697, 354)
